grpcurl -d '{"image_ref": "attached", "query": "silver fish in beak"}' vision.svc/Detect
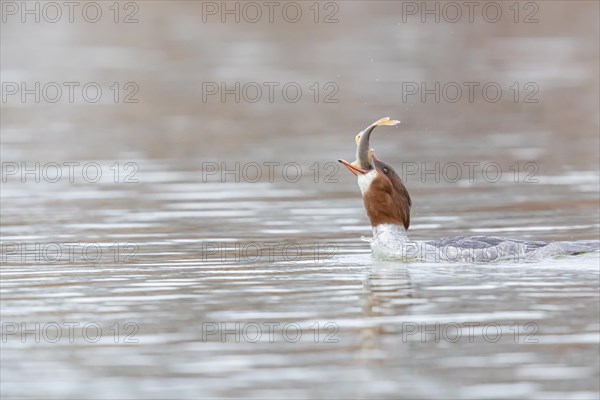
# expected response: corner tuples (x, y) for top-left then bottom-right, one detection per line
(355, 117), (400, 170)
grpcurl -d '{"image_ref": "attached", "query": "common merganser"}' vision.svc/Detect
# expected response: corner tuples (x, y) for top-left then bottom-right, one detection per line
(339, 118), (600, 262)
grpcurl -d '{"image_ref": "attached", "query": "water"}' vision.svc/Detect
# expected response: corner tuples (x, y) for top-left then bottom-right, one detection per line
(2, 1), (599, 399)
(2, 157), (598, 398)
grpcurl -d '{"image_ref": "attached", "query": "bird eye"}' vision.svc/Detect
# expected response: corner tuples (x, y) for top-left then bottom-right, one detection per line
(382, 167), (389, 174)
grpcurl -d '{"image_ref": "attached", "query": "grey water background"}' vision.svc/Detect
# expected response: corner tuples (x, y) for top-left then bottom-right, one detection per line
(1, 1), (599, 398)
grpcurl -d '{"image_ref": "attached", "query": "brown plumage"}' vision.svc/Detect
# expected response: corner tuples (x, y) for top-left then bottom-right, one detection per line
(363, 158), (411, 230)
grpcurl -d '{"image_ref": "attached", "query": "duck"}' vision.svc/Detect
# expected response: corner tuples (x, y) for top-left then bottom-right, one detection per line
(338, 118), (599, 262)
